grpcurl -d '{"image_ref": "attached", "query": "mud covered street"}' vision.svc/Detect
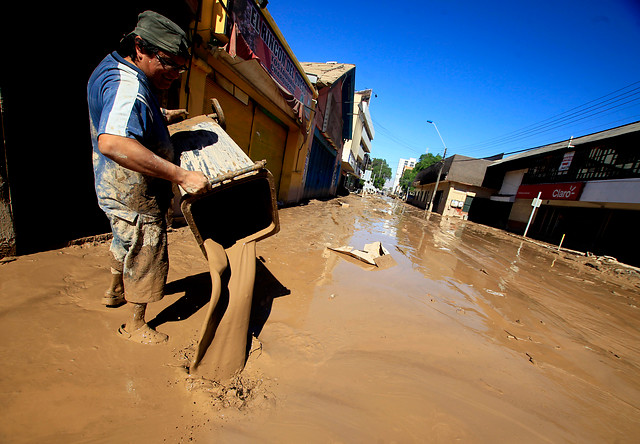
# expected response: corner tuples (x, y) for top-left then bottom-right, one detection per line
(1, 194), (639, 443)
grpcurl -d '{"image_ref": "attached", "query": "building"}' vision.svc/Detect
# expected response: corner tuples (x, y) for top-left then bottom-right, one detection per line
(481, 121), (640, 266)
(392, 158), (416, 194)
(185, 0), (318, 204)
(300, 62), (356, 200)
(409, 155), (494, 218)
(340, 90), (375, 192)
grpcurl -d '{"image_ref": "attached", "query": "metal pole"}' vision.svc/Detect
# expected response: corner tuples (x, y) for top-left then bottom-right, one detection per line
(558, 234), (566, 251)
(523, 191), (541, 238)
(426, 121), (447, 213)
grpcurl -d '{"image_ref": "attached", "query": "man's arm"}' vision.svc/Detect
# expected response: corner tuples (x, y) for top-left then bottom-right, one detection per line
(98, 133), (209, 195)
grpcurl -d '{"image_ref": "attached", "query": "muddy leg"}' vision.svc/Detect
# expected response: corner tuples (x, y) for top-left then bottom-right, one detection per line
(108, 270), (124, 294)
(102, 269), (126, 306)
(128, 303), (147, 331)
(119, 303), (168, 344)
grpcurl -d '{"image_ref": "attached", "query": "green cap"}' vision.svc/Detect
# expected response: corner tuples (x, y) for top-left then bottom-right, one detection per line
(130, 10), (190, 58)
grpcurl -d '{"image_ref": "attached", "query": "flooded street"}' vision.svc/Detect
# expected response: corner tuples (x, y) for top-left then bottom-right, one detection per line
(1, 194), (639, 443)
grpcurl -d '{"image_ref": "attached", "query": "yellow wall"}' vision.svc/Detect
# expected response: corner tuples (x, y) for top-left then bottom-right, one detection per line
(183, 57), (313, 203)
(180, 1), (318, 203)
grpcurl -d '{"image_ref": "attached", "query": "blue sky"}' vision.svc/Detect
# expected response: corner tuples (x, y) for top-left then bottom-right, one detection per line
(267, 0), (640, 178)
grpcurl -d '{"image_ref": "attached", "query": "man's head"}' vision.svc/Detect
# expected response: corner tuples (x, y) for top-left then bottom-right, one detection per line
(131, 11), (190, 59)
(121, 11), (191, 89)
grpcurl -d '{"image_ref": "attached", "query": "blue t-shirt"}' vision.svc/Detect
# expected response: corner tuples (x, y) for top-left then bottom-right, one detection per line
(87, 51), (174, 223)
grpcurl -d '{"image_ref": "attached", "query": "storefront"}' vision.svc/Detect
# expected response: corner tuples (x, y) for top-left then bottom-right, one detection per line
(484, 122), (640, 265)
(184, 0), (318, 203)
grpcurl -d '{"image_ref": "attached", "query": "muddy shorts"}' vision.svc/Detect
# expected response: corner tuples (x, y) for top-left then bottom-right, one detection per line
(108, 213), (168, 304)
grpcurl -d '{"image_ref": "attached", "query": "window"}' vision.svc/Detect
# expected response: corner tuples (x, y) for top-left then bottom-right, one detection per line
(522, 133), (640, 184)
(462, 195), (474, 212)
(576, 144), (640, 180)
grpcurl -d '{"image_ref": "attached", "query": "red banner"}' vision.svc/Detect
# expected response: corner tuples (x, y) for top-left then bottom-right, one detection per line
(516, 182), (584, 201)
(232, 0), (314, 120)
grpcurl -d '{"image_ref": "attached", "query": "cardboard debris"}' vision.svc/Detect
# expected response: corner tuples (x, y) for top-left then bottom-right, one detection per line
(328, 241), (397, 270)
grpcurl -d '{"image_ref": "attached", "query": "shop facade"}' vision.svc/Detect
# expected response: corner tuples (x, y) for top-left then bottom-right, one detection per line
(482, 122), (640, 265)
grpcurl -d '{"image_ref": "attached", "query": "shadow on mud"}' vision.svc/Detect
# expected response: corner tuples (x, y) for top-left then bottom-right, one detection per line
(250, 258), (291, 337)
(148, 272), (212, 329)
(148, 259), (290, 340)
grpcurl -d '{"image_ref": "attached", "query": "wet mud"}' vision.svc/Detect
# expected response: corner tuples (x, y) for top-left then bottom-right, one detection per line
(190, 238), (256, 381)
(1, 194), (639, 443)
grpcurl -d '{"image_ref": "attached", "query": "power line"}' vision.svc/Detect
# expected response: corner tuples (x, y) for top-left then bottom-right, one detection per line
(467, 93), (640, 152)
(460, 81), (640, 150)
(370, 81), (640, 162)
(465, 97), (640, 154)
(456, 80), (640, 154)
(373, 119), (426, 154)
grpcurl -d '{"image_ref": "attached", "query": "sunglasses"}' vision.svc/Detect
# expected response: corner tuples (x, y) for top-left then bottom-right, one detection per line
(155, 54), (188, 74)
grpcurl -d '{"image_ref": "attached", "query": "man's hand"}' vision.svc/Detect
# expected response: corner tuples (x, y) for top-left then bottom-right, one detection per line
(178, 170), (210, 195)
(162, 108), (189, 124)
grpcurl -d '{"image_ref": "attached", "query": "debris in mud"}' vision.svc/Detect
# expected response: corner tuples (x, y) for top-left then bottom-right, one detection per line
(176, 337), (275, 412)
(66, 233), (112, 247)
(328, 241), (397, 270)
(184, 373), (273, 411)
(615, 268), (640, 279)
(505, 330), (519, 340)
(585, 262), (601, 270)
(485, 289), (505, 297)
(395, 245), (408, 256)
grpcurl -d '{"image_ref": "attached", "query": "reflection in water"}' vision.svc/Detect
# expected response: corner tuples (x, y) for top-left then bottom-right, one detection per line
(325, 196), (639, 354)
(260, 195), (640, 442)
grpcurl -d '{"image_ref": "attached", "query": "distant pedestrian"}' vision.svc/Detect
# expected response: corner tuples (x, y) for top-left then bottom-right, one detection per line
(87, 10), (209, 344)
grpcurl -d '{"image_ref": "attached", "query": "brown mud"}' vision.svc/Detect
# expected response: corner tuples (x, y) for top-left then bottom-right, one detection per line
(1, 194), (639, 443)
(189, 238), (227, 371)
(191, 239), (256, 381)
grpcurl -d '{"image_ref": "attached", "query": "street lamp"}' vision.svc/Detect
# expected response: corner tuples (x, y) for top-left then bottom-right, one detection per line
(426, 120), (448, 213)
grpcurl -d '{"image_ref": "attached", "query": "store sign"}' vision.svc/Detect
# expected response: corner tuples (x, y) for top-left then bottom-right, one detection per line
(516, 182), (584, 201)
(558, 151), (575, 172)
(234, 1), (314, 117)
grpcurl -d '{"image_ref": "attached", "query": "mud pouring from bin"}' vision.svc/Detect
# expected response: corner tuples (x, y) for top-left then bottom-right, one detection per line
(168, 104), (279, 382)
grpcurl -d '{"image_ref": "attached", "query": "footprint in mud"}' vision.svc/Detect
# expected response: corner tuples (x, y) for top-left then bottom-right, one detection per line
(60, 274), (95, 307)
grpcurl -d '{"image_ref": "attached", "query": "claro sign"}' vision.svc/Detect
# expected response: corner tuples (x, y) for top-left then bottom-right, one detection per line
(516, 182), (584, 201)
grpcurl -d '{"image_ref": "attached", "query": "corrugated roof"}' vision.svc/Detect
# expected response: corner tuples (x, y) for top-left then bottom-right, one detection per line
(301, 62), (356, 88)
(491, 121), (640, 166)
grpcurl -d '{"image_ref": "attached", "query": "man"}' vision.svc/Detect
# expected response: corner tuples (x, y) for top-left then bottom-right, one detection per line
(87, 11), (209, 344)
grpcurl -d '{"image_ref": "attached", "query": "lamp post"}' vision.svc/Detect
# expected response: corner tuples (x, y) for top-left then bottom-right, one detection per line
(426, 120), (447, 213)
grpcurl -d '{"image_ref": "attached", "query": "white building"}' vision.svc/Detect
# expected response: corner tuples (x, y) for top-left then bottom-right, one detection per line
(392, 158), (417, 194)
(340, 89), (375, 191)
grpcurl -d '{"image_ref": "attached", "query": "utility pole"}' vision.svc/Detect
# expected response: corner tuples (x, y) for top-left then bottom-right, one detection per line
(426, 120), (447, 213)
(376, 160), (384, 189)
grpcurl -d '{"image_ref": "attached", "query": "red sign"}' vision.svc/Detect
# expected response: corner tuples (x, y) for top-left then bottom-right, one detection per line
(233, 0), (314, 120)
(516, 182), (584, 201)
